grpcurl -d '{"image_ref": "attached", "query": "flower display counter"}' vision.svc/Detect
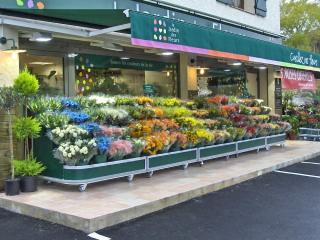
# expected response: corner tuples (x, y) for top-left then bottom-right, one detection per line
(29, 94), (290, 191)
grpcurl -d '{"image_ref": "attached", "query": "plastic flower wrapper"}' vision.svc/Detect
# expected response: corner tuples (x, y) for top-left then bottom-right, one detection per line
(54, 138), (97, 166)
(48, 125), (89, 145)
(129, 138), (146, 158)
(175, 132), (188, 150)
(277, 121), (292, 133)
(61, 98), (80, 109)
(79, 122), (101, 135)
(108, 140), (133, 161)
(96, 136), (111, 155)
(62, 110), (90, 124)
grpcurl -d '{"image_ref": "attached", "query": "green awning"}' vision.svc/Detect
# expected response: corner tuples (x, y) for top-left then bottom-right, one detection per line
(130, 11), (320, 72)
(0, 9), (129, 28)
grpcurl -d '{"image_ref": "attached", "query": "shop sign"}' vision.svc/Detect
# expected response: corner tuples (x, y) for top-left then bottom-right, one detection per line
(131, 11), (320, 71)
(290, 52), (318, 68)
(75, 54), (176, 72)
(281, 68), (316, 90)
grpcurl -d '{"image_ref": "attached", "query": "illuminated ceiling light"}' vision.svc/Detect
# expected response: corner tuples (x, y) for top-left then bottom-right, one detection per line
(29, 62), (54, 65)
(68, 53), (78, 58)
(200, 68), (205, 75)
(29, 32), (53, 42)
(230, 62), (242, 66)
(120, 57), (130, 60)
(224, 69), (231, 72)
(258, 66), (267, 70)
(0, 37), (26, 54)
(159, 52), (174, 56)
(166, 71), (170, 77)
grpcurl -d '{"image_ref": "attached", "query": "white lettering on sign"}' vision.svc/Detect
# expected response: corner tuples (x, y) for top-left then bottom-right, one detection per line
(290, 52), (318, 67)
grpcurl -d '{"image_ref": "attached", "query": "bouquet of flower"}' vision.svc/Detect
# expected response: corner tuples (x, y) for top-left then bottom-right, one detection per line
(88, 95), (116, 106)
(101, 126), (126, 139)
(175, 132), (188, 150)
(79, 122), (101, 135)
(201, 119), (220, 130)
(143, 134), (165, 155)
(127, 106), (156, 120)
(163, 107), (191, 119)
(154, 97), (182, 107)
(37, 111), (70, 129)
(136, 96), (154, 106)
(101, 107), (130, 125)
(192, 109), (209, 119)
(208, 95), (229, 105)
(153, 107), (165, 118)
(49, 125), (89, 145)
(54, 138), (97, 166)
(96, 136), (111, 155)
(129, 139), (146, 158)
(194, 129), (213, 146)
(61, 98), (80, 109)
(177, 117), (203, 129)
(115, 96), (137, 106)
(62, 110), (90, 124)
(108, 140), (133, 161)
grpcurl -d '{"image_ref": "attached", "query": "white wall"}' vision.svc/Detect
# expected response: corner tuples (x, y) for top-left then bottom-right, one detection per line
(158, 0), (280, 35)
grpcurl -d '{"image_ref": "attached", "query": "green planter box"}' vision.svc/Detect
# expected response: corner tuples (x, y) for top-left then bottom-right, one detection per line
(237, 137), (266, 153)
(148, 149), (198, 172)
(34, 135), (147, 191)
(199, 143), (237, 161)
(266, 134), (286, 146)
(63, 157), (146, 183)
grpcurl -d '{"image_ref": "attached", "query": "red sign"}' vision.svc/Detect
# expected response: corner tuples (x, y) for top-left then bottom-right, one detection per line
(281, 68), (316, 90)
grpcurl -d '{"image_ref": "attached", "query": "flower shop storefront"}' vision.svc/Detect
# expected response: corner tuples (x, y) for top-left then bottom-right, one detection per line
(1, 9), (320, 193)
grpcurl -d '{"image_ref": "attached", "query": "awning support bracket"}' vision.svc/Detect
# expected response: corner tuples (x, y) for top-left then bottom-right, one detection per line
(88, 23), (131, 37)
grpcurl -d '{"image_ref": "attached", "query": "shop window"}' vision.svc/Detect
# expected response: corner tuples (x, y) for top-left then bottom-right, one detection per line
(217, 0), (263, 15)
(19, 54), (64, 95)
(75, 54), (177, 97)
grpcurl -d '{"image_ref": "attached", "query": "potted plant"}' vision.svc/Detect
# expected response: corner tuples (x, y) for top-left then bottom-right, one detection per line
(13, 158), (46, 192)
(0, 87), (20, 196)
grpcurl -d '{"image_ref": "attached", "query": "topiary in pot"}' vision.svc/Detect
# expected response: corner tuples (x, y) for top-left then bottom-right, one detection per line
(13, 158), (46, 192)
(13, 117), (41, 159)
(13, 67), (39, 98)
(0, 87), (20, 196)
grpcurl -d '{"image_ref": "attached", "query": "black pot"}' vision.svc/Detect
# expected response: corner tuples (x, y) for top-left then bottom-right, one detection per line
(5, 179), (20, 196)
(20, 176), (38, 192)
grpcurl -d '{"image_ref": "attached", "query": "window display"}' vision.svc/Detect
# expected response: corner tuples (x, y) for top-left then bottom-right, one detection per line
(75, 54), (177, 97)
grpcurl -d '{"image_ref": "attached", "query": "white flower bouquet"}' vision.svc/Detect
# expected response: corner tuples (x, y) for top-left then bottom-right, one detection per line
(48, 125), (89, 145)
(54, 138), (97, 166)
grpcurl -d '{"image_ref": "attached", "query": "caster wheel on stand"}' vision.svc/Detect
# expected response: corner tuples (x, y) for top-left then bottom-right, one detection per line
(79, 184), (87, 192)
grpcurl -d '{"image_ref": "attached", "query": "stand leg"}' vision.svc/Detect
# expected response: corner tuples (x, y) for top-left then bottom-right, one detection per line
(127, 174), (134, 182)
(147, 171), (154, 178)
(199, 161), (204, 167)
(183, 163), (189, 170)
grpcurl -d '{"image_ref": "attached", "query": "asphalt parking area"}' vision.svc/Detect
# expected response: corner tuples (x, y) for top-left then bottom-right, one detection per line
(2, 158), (320, 240)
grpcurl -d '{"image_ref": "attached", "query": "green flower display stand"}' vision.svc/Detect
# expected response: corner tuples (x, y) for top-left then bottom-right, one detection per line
(34, 134), (286, 192)
(299, 128), (320, 141)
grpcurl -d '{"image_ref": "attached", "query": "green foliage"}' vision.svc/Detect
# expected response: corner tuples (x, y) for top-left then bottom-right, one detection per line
(0, 87), (19, 111)
(13, 117), (41, 140)
(281, 0), (320, 52)
(37, 112), (70, 129)
(28, 96), (63, 114)
(13, 159), (46, 177)
(13, 68), (39, 97)
(282, 115), (299, 134)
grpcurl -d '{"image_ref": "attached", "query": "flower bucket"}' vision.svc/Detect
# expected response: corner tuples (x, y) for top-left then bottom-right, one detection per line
(93, 155), (107, 164)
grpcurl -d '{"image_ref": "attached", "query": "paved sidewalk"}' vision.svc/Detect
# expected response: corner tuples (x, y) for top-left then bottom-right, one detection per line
(0, 141), (319, 233)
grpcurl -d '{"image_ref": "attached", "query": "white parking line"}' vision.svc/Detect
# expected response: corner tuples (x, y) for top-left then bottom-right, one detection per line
(302, 161), (320, 166)
(88, 232), (111, 240)
(274, 170), (320, 179)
